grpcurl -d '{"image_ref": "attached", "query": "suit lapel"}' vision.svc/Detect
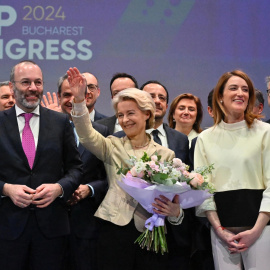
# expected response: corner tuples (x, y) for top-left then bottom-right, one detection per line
(78, 143), (85, 157)
(33, 106), (50, 169)
(3, 107), (29, 166)
(163, 124), (174, 152)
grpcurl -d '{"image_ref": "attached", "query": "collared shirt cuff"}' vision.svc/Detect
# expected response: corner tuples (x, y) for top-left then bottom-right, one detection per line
(168, 208), (184, 225)
(56, 183), (64, 198)
(86, 184), (94, 197)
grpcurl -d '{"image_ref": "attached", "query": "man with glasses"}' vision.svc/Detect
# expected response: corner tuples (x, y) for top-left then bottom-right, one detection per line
(0, 60), (82, 270)
(83, 72), (107, 121)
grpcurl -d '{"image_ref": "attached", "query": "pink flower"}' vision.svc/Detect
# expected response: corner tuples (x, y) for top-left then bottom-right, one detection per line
(172, 158), (182, 167)
(130, 167), (144, 178)
(183, 170), (190, 177)
(151, 155), (158, 162)
(189, 173), (204, 188)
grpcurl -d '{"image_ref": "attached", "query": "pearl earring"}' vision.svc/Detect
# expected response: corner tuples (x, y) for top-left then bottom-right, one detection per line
(220, 100), (223, 103)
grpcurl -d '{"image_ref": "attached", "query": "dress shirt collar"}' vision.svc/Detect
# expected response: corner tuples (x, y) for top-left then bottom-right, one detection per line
(89, 109), (95, 122)
(15, 104), (40, 117)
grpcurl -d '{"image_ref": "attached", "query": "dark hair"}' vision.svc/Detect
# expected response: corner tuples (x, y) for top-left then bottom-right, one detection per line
(140, 80), (169, 104)
(10, 60), (42, 82)
(57, 74), (69, 96)
(207, 89), (214, 108)
(168, 93), (203, 133)
(254, 89), (264, 107)
(57, 73), (87, 96)
(110, 73), (138, 96)
(212, 70), (257, 128)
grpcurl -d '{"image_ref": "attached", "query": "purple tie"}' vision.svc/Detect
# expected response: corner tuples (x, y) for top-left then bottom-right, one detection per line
(21, 113), (35, 169)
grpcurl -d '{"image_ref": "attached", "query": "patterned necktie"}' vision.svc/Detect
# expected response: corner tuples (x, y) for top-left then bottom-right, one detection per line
(21, 113), (35, 169)
(152, 129), (162, 145)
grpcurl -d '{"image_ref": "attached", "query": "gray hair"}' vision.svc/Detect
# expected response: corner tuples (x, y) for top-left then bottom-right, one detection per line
(112, 88), (155, 129)
(266, 76), (270, 87)
(0, 81), (10, 87)
(254, 89), (264, 107)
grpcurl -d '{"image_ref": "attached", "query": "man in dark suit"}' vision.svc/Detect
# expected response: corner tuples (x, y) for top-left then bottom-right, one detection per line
(82, 72), (107, 121)
(56, 74), (109, 270)
(96, 72), (138, 134)
(0, 60), (82, 270)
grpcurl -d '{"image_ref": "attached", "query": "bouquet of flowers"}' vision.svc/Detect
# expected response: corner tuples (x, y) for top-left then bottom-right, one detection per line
(116, 152), (214, 255)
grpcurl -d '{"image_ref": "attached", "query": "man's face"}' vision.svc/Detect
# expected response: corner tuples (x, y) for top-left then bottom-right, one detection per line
(58, 79), (74, 117)
(142, 83), (168, 120)
(11, 63), (43, 112)
(0, 85), (15, 111)
(111, 77), (136, 98)
(83, 72), (100, 111)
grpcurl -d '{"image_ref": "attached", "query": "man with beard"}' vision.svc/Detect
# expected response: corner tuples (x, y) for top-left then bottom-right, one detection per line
(0, 81), (15, 111)
(0, 60), (82, 270)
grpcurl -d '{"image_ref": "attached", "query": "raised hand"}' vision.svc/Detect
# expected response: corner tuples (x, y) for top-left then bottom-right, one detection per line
(41, 92), (62, 112)
(66, 67), (86, 102)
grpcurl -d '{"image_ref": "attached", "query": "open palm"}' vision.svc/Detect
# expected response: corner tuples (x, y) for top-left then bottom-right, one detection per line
(67, 67), (86, 101)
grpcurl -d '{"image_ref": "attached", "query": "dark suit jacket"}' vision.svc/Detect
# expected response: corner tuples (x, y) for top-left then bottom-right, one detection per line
(96, 115), (117, 135)
(69, 122), (109, 239)
(189, 137), (198, 171)
(94, 110), (107, 122)
(113, 124), (192, 249)
(0, 106), (82, 240)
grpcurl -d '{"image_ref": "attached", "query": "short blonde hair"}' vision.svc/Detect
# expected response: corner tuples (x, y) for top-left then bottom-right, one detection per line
(112, 88), (155, 129)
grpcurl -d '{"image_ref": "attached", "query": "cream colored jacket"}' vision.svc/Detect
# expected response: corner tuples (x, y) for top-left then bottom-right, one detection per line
(72, 102), (175, 231)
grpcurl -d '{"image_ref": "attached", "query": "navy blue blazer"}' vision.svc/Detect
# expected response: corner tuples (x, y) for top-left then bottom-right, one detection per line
(69, 122), (109, 239)
(0, 106), (82, 240)
(96, 115), (117, 135)
(94, 110), (108, 122)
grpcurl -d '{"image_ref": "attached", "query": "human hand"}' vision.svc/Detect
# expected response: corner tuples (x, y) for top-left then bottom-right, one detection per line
(2, 183), (35, 208)
(41, 92), (62, 112)
(152, 194), (180, 218)
(215, 227), (246, 253)
(67, 184), (91, 205)
(31, 183), (62, 208)
(229, 229), (259, 253)
(66, 67), (86, 102)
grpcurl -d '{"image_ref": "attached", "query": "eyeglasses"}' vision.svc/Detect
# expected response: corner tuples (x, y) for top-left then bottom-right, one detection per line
(87, 84), (98, 92)
(13, 80), (43, 88)
(267, 89), (270, 96)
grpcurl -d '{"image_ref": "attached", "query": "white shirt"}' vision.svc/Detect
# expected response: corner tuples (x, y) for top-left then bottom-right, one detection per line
(147, 124), (168, 148)
(89, 109), (95, 122)
(114, 118), (123, 133)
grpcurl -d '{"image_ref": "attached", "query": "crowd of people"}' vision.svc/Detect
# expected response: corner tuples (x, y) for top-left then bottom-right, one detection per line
(0, 60), (270, 270)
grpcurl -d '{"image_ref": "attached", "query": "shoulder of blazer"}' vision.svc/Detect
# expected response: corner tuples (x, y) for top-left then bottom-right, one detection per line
(163, 123), (188, 140)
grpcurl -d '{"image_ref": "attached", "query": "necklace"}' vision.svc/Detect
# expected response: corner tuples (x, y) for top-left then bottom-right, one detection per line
(132, 138), (150, 149)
